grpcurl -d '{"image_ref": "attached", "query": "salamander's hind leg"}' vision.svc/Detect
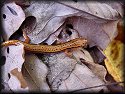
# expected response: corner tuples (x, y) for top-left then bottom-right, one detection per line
(22, 28), (30, 43)
(64, 49), (73, 57)
(64, 48), (80, 57)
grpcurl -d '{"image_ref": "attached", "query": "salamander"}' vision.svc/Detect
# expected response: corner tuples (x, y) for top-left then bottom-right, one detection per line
(1, 38), (87, 53)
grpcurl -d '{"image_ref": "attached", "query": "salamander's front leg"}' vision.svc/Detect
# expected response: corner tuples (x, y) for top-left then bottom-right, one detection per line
(22, 28), (30, 43)
(64, 47), (81, 57)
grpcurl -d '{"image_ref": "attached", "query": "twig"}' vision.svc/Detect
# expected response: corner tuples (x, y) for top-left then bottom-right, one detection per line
(68, 81), (124, 93)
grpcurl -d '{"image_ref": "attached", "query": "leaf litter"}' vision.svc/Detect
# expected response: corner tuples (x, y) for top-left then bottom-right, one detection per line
(1, 0), (123, 93)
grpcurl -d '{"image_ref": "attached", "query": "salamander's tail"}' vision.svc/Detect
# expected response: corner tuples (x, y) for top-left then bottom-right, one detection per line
(1, 40), (21, 47)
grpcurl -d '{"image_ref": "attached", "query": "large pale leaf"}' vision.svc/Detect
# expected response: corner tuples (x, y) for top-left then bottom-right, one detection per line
(1, 43), (28, 92)
(1, 2), (25, 40)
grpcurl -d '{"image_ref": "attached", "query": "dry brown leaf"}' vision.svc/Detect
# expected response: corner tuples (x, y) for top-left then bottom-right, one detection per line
(1, 2), (25, 40)
(115, 20), (124, 43)
(22, 54), (50, 92)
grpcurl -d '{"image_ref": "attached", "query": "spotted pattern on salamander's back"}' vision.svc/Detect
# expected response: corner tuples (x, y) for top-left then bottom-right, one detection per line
(1, 38), (87, 53)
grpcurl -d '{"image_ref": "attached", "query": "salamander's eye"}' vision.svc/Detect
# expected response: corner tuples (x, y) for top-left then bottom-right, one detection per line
(66, 30), (72, 36)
